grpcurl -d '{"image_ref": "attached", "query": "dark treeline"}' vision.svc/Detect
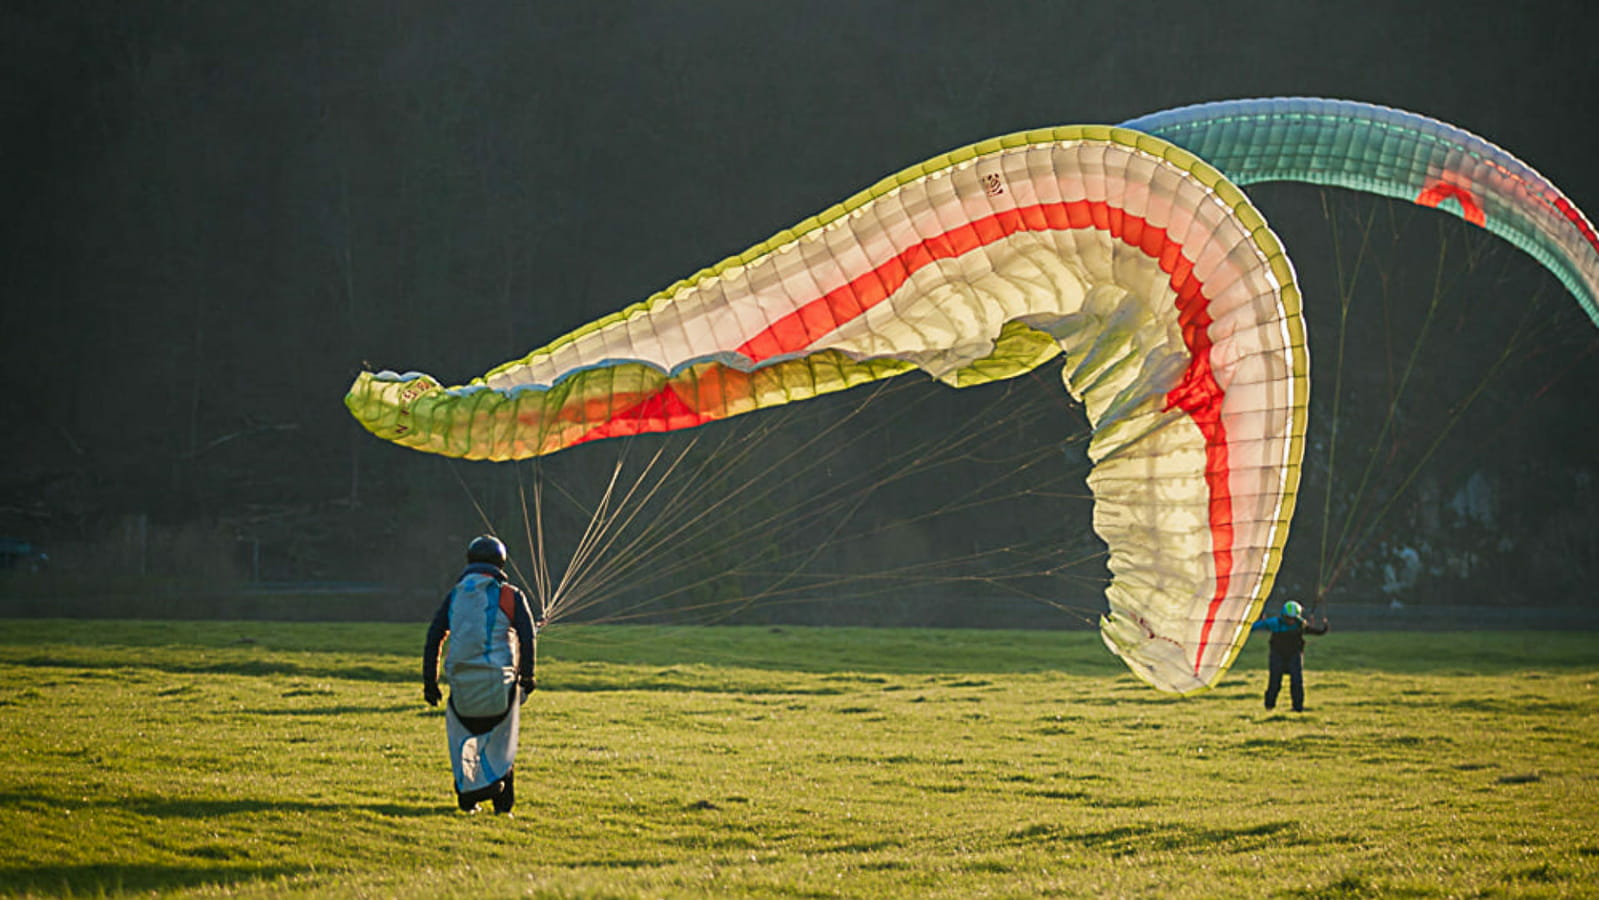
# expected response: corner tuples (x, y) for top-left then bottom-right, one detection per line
(2, 2), (1596, 622)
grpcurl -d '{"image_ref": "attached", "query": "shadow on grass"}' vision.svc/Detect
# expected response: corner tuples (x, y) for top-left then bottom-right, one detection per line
(1008, 820), (1354, 856)
(1281, 873), (1446, 899)
(564, 857), (672, 869)
(6, 653), (410, 683)
(127, 798), (453, 819)
(0, 790), (453, 820)
(0, 863), (307, 898)
(1235, 734), (1343, 754)
(240, 703), (418, 717)
(554, 676), (853, 696)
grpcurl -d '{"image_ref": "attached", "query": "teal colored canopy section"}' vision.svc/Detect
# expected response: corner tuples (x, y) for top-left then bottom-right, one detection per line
(1123, 97), (1599, 329)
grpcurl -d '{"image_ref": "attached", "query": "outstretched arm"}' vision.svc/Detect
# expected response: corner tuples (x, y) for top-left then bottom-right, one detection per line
(511, 589), (538, 691)
(422, 596), (450, 705)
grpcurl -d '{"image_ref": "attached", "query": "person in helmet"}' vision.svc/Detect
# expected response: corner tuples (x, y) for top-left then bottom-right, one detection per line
(422, 535), (547, 814)
(1249, 599), (1329, 713)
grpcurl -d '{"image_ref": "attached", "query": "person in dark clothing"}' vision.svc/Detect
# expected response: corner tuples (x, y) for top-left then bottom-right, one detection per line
(423, 535), (547, 814)
(1250, 600), (1329, 713)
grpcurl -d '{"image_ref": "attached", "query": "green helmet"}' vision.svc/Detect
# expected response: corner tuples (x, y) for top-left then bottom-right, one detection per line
(1282, 600), (1303, 618)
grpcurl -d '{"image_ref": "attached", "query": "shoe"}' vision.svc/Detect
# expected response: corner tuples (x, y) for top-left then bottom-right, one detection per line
(492, 770), (515, 814)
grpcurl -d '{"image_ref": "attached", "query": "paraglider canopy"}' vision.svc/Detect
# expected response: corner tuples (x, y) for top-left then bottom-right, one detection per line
(348, 124), (1310, 695)
(347, 99), (1599, 694)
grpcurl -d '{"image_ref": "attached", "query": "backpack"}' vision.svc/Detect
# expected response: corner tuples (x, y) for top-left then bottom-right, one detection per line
(443, 574), (520, 717)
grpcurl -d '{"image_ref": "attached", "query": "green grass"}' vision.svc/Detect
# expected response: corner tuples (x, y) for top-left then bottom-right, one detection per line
(1, 620), (1596, 898)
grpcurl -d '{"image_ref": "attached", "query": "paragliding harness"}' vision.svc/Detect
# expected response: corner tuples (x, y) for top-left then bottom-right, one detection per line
(447, 582), (522, 736)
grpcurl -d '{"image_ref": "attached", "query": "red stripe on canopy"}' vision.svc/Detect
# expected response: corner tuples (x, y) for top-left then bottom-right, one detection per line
(1416, 179), (1487, 227)
(574, 198), (1244, 672)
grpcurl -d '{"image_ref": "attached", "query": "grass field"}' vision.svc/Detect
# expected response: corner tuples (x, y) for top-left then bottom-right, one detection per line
(1, 620), (1596, 899)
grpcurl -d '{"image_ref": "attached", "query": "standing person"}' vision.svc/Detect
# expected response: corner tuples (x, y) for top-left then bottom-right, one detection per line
(423, 535), (546, 814)
(1250, 600), (1329, 713)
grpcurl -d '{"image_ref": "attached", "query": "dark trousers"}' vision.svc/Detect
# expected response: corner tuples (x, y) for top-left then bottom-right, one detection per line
(1265, 651), (1305, 711)
(457, 767), (515, 813)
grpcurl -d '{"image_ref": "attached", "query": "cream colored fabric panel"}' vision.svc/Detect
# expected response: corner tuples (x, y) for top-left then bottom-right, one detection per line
(350, 132), (1303, 695)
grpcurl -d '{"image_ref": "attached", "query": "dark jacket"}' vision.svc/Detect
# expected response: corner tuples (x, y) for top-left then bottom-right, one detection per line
(423, 562), (543, 691)
(1250, 613), (1329, 656)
